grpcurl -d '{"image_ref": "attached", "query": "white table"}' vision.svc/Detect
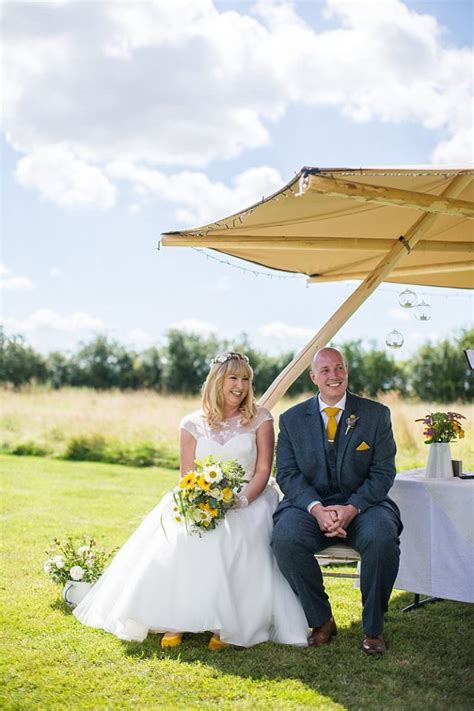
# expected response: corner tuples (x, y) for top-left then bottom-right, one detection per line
(391, 469), (474, 603)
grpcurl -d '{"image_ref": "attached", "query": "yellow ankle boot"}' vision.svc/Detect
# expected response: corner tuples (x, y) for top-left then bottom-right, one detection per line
(161, 632), (183, 648)
(208, 634), (230, 651)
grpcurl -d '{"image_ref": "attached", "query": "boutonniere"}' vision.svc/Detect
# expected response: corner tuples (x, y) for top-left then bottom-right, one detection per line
(345, 414), (359, 436)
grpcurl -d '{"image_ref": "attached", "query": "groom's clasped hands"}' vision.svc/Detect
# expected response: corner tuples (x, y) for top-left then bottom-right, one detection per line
(311, 503), (359, 538)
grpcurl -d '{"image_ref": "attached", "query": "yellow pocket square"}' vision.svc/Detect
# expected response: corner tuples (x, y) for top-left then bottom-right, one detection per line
(356, 441), (370, 451)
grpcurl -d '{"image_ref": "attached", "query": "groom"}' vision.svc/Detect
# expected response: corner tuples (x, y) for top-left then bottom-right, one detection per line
(272, 347), (402, 655)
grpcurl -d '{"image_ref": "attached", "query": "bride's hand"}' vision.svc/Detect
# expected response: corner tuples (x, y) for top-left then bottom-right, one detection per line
(233, 493), (249, 509)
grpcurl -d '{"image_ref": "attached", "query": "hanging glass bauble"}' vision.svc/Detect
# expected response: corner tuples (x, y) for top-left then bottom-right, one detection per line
(385, 330), (404, 348)
(414, 300), (431, 321)
(398, 288), (418, 308)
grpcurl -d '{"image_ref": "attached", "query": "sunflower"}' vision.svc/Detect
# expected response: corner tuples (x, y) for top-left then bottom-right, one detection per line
(197, 475), (211, 491)
(179, 472), (196, 489)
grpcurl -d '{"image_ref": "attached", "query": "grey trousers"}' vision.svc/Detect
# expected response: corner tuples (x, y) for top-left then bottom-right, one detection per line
(271, 504), (401, 637)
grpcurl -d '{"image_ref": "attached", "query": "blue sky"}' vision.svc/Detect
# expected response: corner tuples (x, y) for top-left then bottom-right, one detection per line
(1, 0), (472, 359)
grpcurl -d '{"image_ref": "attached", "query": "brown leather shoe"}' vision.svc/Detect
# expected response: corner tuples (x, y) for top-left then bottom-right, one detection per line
(362, 634), (386, 655)
(308, 618), (337, 647)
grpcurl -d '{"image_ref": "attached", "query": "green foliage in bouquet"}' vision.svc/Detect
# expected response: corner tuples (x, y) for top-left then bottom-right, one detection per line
(44, 536), (116, 585)
(173, 456), (246, 534)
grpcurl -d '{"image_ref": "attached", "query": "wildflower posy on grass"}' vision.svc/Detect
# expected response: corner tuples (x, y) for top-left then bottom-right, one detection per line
(415, 411), (466, 444)
(44, 536), (116, 585)
(173, 456), (246, 535)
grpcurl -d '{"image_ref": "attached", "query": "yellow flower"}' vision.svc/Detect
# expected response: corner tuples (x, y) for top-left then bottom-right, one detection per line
(222, 488), (234, 504)
(180, 472), (196, 489)
(459, 428), (465, 439)
(209, 507), (219, 518)
(199, 502), (212, 512)
(197, 475), (211, 491)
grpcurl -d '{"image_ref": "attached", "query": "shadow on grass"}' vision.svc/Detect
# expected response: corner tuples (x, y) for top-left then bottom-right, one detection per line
(121, 593), (474, 710)
(50, 598), (74, 616)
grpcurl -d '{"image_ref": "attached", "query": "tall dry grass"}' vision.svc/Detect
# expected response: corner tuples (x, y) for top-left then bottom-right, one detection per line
(378, 391), (473, 470)
(0, 387), (472, 470)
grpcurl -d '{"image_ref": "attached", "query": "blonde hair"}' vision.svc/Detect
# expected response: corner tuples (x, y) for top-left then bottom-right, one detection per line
(202, 352), (258, 428)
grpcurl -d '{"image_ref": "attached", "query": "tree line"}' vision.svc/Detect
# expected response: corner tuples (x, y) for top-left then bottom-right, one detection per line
(0, 327), (472, 402)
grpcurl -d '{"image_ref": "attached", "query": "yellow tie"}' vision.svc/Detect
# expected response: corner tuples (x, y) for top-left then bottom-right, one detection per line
(323, 407), (341, 441)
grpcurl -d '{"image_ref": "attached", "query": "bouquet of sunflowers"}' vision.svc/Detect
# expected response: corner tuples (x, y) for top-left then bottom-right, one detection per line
(173, 456), (246, 535)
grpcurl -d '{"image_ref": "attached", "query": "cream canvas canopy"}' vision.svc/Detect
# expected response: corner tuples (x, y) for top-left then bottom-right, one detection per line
(162, 167), (474, 408)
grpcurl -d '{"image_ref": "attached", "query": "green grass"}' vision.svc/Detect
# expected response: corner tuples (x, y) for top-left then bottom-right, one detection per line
(1, 455), (473, 710)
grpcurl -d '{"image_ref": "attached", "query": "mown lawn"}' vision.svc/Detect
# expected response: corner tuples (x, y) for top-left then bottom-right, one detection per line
(1, 454), (473, 710)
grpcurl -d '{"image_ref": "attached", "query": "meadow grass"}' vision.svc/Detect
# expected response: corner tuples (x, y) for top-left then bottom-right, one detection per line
(0, 388), (472, 471)
(1, 454), (473, 710)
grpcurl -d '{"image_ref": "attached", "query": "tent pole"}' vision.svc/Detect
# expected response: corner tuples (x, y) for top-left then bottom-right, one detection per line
(259, 174), (470, 410)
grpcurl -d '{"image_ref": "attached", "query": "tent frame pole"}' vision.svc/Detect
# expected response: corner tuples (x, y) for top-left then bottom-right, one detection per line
(259, 174), (470, 410)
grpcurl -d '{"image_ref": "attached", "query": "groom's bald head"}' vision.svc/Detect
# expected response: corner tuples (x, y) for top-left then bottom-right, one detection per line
(310, 348), (348, 405)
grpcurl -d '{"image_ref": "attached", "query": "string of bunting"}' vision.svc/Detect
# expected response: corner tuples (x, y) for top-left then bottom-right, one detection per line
(186, 247), (473, 297)
(157, 171), (472, 297)
(191, 247), (301, 280)
(157, 238), (472, 298)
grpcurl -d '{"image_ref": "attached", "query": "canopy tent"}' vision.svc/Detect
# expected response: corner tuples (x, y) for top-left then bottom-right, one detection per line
(162, 167), (473, 408)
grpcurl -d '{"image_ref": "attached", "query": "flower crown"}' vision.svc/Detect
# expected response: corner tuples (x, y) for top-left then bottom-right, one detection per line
(210, 352), (249, 366)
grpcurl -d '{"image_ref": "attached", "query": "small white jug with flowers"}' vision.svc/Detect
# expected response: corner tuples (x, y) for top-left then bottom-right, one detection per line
(44, 537), (115, 608)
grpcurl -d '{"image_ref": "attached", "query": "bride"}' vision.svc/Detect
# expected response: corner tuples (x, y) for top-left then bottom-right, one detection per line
(73, 351), (309, 649)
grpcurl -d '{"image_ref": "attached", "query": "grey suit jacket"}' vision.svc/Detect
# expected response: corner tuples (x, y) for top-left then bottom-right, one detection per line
(275, 391), (400, 518)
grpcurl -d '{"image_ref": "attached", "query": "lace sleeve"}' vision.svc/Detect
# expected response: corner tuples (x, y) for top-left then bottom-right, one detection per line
(255, 406), (273, 430)
(179, 410), (203, 440)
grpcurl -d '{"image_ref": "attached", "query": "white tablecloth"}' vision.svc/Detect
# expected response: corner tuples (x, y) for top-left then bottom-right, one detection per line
(391, 469), (474, 603)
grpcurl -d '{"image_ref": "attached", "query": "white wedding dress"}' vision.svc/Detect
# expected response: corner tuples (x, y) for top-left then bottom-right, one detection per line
(73, 406), (309, 646)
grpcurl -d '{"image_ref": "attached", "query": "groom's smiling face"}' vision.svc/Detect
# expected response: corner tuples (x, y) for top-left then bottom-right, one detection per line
(310, 349), (349, 405)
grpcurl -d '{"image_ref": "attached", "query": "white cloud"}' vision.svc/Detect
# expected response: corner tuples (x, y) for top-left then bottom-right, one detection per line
(108, 162), (283, 224)
(1, 309), (106, 333)
(0, 276), (34, 291)
(0, 264), (35, 290)
(49, 267), (63, 278)
(255, 0), (472, 163)
(126, 328), (156, 347)
(1, 0), (472, 211)
(1, 0), (272, 167)
(15, 146), (116, 209)
(168, 318), (218, 336)
(432, 104), (474, 164)
(258, 320), (315, 343)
